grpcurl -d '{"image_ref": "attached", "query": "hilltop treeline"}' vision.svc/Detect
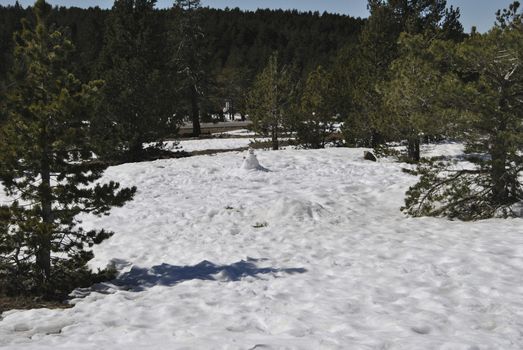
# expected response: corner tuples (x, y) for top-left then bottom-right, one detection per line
(0, 3), (364, 112)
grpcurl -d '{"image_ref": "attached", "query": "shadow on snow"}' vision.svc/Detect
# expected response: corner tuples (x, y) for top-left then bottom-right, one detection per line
(77, 258), (307, 295)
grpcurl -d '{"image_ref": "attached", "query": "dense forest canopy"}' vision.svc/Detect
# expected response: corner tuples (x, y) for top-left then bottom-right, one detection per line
(0, 3), (365, 96)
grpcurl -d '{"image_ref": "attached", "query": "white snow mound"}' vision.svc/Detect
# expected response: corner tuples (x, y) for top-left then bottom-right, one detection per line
(264, 197), (327, 222)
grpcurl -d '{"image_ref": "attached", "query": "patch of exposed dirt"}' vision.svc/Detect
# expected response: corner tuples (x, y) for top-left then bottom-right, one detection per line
(0, 295), (72, 314)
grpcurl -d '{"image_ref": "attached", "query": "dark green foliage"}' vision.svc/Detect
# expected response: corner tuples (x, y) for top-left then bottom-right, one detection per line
(200, 8), (363, 82)
(169, 0), (207, 137)
(247, 53), (297, 150)
(215, 50), (251, 121)
(50, 6), (108, 82)
(338, 0), (464, 151)
(380, 34), (460, 162)
(0, 4), (364, 146)
(403, 158), (522, 220)
(496, 1), (522, 30)
(0, 0), (136, 298)
(95, 0), (178, 162)
(403, 3), (523, 220)
(294, 66), (337, 149)
(0, 2), (26, 87)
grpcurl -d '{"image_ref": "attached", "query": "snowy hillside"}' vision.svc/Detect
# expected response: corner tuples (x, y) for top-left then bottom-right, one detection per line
(1, 145), (522, 349)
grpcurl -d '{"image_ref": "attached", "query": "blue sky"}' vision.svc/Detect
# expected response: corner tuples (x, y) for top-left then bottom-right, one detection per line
(0, 0), (515, 32)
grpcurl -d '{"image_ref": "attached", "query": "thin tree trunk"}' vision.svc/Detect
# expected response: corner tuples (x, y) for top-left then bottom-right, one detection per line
(129, 136), (143, 162)
(491, 97), (509, 205)
(321, 122), (327, 149)
(38, 134), (53, 288)
(407, 137), (420, 163)
(271, 125), (279, 150)
(491, 137), (508, 204)
(190, 85), (201, 137)
(370, 129), (384, 148)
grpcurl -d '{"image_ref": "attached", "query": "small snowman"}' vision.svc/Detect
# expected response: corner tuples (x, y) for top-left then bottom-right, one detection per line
(242, 148), (268, 171)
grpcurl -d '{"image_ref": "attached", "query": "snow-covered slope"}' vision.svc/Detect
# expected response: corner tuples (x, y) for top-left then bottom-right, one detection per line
(1, 146), (522, 349)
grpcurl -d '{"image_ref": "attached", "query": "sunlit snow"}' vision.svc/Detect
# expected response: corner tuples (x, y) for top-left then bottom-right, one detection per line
(1, 144), (522, 349)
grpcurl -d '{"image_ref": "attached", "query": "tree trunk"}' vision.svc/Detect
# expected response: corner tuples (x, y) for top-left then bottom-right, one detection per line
(271, 126), (279, 150)
(407, 137), (420, 163)
(491, 97), (510, 205)
(321, 123), (327, 149)
(370, 130), (384, 148)
(490, 137), (508, 204)
(38, 138), (53, 288)
(129, 137), (143, 162)
(190, 85), (201, 137)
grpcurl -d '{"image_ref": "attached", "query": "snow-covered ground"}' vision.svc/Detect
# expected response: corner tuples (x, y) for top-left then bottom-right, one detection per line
(160, 137), (291, 153)
(1, 144), (522, 349)
(213, 129), (256, 137)
(153, 137), (256, 153)
(167, 138), (253, 152)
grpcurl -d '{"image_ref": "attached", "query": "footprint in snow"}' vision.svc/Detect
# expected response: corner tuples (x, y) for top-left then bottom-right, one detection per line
(411, 325), (431, 334)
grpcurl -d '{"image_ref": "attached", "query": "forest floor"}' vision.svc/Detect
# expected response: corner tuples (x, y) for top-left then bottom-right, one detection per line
(0, 296), (72, 314)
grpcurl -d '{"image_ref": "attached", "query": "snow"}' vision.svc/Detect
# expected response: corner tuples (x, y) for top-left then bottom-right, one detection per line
(1, 143), (523, 349)
(150, 136), (292, 153)
(422, 141), (466, 158)
(214, 129), (256, 137)
(157, 137), (258, 153)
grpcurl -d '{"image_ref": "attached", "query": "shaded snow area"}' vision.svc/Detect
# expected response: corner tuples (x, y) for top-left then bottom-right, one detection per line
(1, 145), (523, 349)
(156, 136), (292, 153)
(161, 138), (256, 153)
(214, 129), (256, 137)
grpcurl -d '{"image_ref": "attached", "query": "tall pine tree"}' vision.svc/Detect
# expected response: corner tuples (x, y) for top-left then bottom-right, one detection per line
(404, 2), (523, 219)
(0, 0), (136, 297)
(339, 0), (463, 154)
(96, 0), (177, 162)
(380, 33), (458, 162)
(247, 53), (295, 150)
(170, 0), (208, 137)
(295, 66), (337, 149)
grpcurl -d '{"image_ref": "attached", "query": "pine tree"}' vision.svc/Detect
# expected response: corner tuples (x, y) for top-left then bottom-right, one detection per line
(95, 0), (177, 162)
(338, 0), (403, 148)
(216, 48), (252, 121)
(295, 66), (336, 149)
(170, 0), (207, 137)
(380, 34), (458, 162)
(0, 0), (136, 297)
(247, 53), (295, 150)
(404, 2), (523, 219)
(339, 0), (463, 151)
